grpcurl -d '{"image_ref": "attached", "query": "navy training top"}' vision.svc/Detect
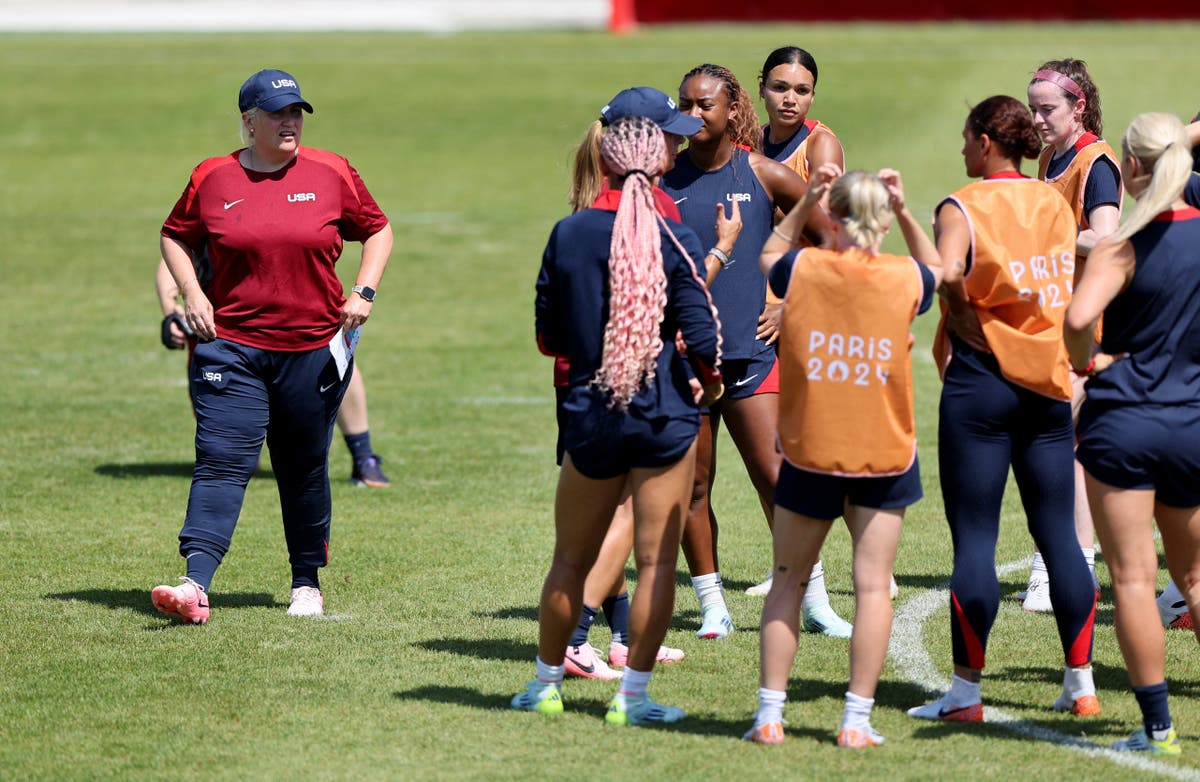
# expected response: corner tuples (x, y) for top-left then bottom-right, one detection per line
(661, 146), (775, 360)
(535, 203), (720, 424)
(1086, 207), (1200, 407)
(1186, 172), (1200, 208)
(761, 123), (813, 165)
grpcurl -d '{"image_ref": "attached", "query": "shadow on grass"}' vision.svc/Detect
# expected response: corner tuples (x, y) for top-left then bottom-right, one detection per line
(416, 637), (536, 662)
(46, 588), (279, 617)
(474, 606), (537, 622)
(392, 685), (767, 738)
(93, 462), (275, 480)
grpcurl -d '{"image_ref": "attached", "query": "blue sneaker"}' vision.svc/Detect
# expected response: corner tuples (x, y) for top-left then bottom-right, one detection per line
(511, 680), (563, 716)
(802, 602), (852, 638)
(696, 606), (734, 639)
(351, 455), (390, 488)
(1113, 727), (1181, 755)
(605, 692), (685, 725)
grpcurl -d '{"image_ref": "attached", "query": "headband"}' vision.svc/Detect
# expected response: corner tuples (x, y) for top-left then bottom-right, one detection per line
(1032, 69), (1086, 102)
(624, 168), (651, 179)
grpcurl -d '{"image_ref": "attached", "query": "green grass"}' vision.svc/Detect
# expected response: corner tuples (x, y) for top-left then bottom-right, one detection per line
(3, 23), (1200, 781)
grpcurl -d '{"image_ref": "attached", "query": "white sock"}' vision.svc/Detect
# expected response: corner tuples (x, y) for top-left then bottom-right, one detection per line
(756, 687), (787, 726)
(1029, 552), (1048, 585)
(1062, 665), (1095, 700)
(692, 572), (727, 613)
(948, 673), (981, 706)
(841, 691), (874, 732)
(801, 559), (829, 609)
(619, 667), (651, 697)
(1159, 579), (1186, 612)
(535, 656), (564, 685)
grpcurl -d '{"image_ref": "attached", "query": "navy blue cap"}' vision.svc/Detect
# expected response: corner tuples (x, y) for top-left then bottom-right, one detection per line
(600, 87), (701, 137)
(238, 69), (314, 114)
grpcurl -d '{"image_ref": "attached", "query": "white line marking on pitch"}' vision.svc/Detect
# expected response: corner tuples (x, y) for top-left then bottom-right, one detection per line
(891, 558), (1200, 781)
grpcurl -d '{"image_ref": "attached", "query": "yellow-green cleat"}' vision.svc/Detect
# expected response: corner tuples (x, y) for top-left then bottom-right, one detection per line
(511, 680), (563, 716)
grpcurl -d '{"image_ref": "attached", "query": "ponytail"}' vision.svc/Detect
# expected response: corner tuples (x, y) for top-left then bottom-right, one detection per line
(568, 120), (605, 213)
(1111, 112), (1192, 243)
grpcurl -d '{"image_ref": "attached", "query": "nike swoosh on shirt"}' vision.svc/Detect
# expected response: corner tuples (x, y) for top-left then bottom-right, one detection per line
(223, 199), (245, 210)
(319, 382), (338, 393)
(732, 373), (759, 388)
(674, 197), (688, 204)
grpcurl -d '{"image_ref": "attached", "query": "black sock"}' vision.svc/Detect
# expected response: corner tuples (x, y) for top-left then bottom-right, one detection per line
(569, 605), (598, 647)
(291, 566), (320, 590)
(344, 431), (374, 462)
(602, 592), (630, 645)
(1133, 681), (1172, 736)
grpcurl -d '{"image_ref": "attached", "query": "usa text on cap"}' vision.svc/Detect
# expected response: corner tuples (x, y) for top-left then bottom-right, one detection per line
(600, 86), (701, 137)
(238, 69), (314, 114)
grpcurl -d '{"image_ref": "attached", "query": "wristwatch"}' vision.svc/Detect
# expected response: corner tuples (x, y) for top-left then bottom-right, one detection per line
(352, 285), (376, 302)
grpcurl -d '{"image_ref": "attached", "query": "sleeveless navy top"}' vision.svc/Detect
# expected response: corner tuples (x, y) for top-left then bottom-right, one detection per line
(661, 146), (775, 360)
(1086, 207), (1200, 407)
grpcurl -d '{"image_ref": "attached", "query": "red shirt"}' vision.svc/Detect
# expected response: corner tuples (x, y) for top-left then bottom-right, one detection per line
(162, 147), (389, 351)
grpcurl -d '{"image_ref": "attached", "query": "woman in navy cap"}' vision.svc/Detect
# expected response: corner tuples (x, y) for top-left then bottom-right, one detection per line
(556, 87), (739, 680)
(152, 68), (393, 623)
(513, 116), (722, 725)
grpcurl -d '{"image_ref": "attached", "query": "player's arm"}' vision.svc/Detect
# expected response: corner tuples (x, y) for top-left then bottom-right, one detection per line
(162, 234), (215, 342)
(753, 154), (834, 247)
(880, 168), (943, 288)
(934, 201), (989, 352)
(1064, 236), (1135, 373)
(342, 222), (393, 332)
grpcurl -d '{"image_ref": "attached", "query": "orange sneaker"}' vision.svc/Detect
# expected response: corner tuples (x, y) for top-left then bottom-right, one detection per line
(1053, 693), (1101, 716)
(151, 577), (210, 624)
(743, 721), (785, 744)
(837, 726), (885, 748)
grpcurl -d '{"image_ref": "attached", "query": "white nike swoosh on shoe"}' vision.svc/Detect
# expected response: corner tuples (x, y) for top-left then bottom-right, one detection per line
(224, 199), (245, 210)
(733, 373), (759, 388)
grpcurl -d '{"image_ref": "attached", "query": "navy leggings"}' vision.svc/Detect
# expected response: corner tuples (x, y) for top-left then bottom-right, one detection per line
(939, 339), (1095, 669)
(180, 338), (351, 586)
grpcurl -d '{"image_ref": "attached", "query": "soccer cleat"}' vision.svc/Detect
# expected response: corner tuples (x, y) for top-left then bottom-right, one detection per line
(1022, 576), (1053, 613)
(151, 577), (210, 625)
(907, 693), (983, 722)
(1159, 598), (1193, 630)
(746, 571), (773, 596)
(286, 586), (324, 617)
(607, 642), (685, 668)
(563, 643), (620, 680)
(511, 680), (564, 716)
(350, 455), (390, 488)
(605, 691), (684, 726)
(1053, 693), (1101, 717)
(1113, 727), (1181, 756)
(802, 602), (853, 639)
(696, 606), (734, 639)
(743, 721), (786, 744)
(837, 726), (886, 748)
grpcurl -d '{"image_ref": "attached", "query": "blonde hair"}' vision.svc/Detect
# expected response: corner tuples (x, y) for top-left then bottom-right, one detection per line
(239, 107), (258, 146)
(827, 170), (892, 249)
(568, 120), (606, 214)
(592, 117), (670, 409)
(1112, 112), (1192, 243)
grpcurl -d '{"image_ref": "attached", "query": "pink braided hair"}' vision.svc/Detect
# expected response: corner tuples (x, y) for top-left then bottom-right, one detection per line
(592, 117), (670, 409)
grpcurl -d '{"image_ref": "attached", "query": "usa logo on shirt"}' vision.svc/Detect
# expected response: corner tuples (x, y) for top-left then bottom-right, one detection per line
(288, 193), (316, 202)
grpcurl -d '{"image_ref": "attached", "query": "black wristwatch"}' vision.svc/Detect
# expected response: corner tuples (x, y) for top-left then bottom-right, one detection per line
(352, 285), (376, 302)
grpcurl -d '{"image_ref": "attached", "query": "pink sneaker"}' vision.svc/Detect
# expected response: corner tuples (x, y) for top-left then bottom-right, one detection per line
(151, 577), (210, 624)
(607, 641), (685, 667)
(563, 643), (620, 679)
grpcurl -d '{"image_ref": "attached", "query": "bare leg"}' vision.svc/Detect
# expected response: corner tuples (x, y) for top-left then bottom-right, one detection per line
(336, 363), (367, 436)
(537, 455), (626, 665)
(1085, 473), (1160, 687)
(582, 488), (634, 608)
(759, 507), (831, 690)
(680, 415), (719, 575)
(1155, 501), (1200, 649)
(625, 442), (697, 672)
(844, 505), (903, 697)
(722, 393), (782, 528)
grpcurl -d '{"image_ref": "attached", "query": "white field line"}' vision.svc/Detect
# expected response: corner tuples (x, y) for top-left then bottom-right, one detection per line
(891, 559), (1200, 780)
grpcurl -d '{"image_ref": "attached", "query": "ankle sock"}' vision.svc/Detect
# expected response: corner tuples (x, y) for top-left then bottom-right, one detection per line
(569, 605), (598, 647)
(691, 572), (726, 613)
(619, 667), (651, 697)
(183, 548), (221, 593)
(535, 656), (564, 685)
(344, 431), (374, 462)
(949, 673), (981, 706)
(756, 687), (787, 726)
(801, 559), (829, 609)
(841, 691), (874, 732)
(1133, 681), (1172, 738)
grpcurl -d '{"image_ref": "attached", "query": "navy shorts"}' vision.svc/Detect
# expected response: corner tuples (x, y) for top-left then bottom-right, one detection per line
(704, 353), (778, 417)
(1077, 402), (1200, 508)
(774, 456), (923, 521)
(560, 389), (698, 480)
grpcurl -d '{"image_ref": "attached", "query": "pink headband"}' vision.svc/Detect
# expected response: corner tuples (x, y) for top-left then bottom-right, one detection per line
(1032, 69), (1086, 102)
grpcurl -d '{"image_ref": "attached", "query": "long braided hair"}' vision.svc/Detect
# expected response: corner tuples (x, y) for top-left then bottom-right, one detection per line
(592, 116), (670, 409)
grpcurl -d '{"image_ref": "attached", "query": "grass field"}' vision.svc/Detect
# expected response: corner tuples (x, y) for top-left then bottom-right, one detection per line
(3, 22), (1200, 781)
